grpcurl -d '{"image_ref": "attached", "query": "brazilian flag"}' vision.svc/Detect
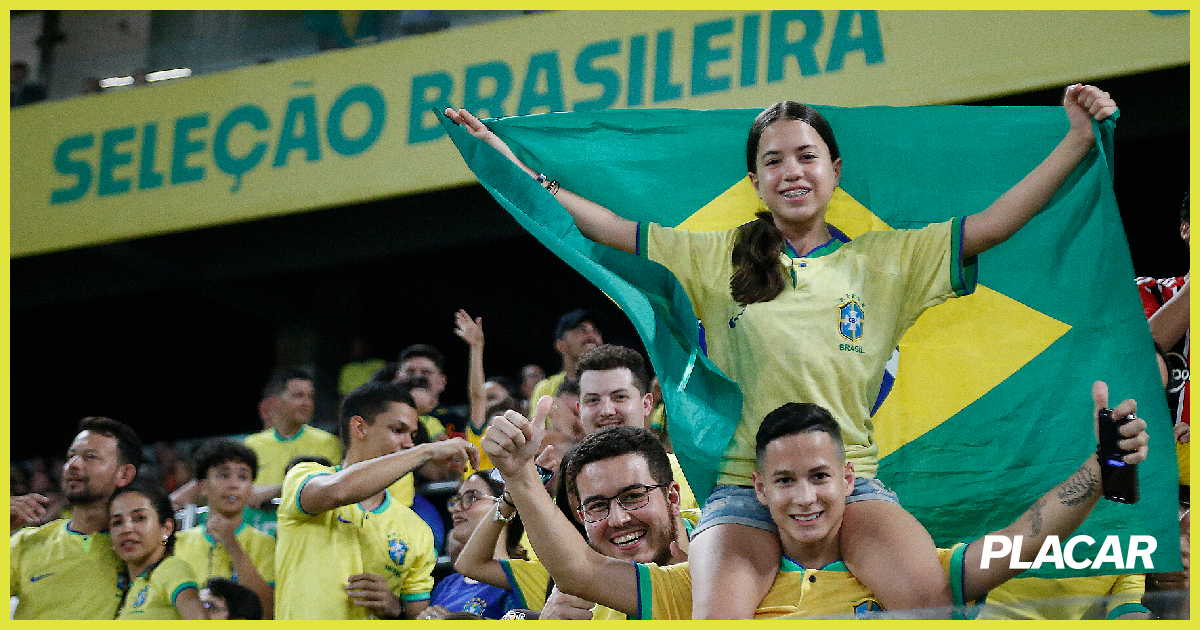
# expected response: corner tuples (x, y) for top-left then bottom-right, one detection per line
(441, 105), (1182, 577)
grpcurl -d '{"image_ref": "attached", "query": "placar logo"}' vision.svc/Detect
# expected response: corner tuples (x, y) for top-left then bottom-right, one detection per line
(979, 535), (1157, 570)
(838, 296), (865, 342)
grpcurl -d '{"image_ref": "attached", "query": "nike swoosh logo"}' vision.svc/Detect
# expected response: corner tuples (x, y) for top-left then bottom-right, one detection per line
(30, 573), (53, 582)
(337, 516), (352, 524)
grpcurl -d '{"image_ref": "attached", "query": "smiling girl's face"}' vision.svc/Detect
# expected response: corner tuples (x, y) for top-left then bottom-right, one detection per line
(749, 118), (842, 232)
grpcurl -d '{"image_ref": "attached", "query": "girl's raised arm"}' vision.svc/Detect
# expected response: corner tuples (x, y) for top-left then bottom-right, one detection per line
(962, 84), (1117, 258)
(445, 108), (637, 254)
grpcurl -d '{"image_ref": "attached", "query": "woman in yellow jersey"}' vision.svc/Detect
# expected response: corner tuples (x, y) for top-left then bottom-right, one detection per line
(110, 484), (204, 619)
(446, 83), (1117, 619)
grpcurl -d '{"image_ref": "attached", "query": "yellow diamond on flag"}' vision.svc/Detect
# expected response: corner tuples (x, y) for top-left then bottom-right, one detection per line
(676, 178), (1071, 459)
(872, 288), (1070, 458)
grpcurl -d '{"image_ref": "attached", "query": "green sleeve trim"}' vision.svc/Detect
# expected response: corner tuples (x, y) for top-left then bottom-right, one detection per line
(949, 216), (978, 297)
(634, 562), (653, 620)
(497, 560), (527, 610)
(949, 543), (969, 611)
(400, 592), (431, 602)
(171, 582), (199, 605)
(1108, 602), (1150, 619)
(636, 221), (650, 258)
(295, 471), (332, 516)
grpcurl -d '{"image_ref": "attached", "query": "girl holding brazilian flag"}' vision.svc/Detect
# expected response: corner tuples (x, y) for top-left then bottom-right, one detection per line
(445, 83), (1118, 619)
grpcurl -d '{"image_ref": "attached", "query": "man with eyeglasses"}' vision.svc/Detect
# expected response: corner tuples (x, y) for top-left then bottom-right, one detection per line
(461, 397), (689, 619)
(482, 383), (1151, 619)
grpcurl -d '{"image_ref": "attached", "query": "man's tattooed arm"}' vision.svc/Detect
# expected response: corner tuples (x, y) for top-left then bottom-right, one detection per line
(1056, 459), (1101, 507)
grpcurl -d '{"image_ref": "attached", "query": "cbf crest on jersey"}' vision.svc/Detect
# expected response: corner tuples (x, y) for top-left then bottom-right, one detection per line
(389, 538), (408, 565)
(839, 296), (865, 342)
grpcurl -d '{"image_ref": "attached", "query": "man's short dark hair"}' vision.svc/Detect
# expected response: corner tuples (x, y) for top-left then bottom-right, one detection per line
(575, 344), (649, 395)
(555, 308), (604, 340)
(561, 426), (673, 502)
(77, 416), (143, 468)
(261, 368), (312, 400)
(398, 344), (445, 372)
(339, 381), (417, 446)
(204, 577), (264, 620)
(755, 402), (844, 465)
(1182, 192), (1190, 223)
(556, 377), (580, 397)
(193, 439), (258, 480)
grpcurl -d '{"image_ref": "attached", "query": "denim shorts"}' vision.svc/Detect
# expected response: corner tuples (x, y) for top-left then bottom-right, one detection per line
(692, 477), (900, 538)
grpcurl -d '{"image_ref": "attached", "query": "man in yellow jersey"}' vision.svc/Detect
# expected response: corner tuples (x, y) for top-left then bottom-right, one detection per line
(244, 369), (343, 505)
(575, 344), (697, 511)
(174, 439), (276, 618)
(455, 422), (690, 619)
(274, 381), (479, 619)
(482, 383), (1151, 619)
(527, 308), (604, 407)
(10, 416), (142, 618)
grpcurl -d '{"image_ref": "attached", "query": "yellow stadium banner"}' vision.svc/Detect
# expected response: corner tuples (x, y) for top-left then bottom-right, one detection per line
(10, 10), (1188, 257)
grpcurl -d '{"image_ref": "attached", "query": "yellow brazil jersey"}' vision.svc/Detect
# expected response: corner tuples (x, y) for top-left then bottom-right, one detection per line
(9, 519), (124, 619)
(356, 491), (437, 607)
(274, 462), (435, 620)
(978, 574), (1149, 619)
(643, 219), (974, 485)
(388, 471), (416, 507)
(115, 555), (199, 619)
(418, 414), (447, 440)
(666, 453), (697, 511)
(632, 544), (974, 619)
(174, 521), (276, 586)
(592, 605), (628, 620)
(461, 423), (494, 479)
(529, 372), (567, 417)
(497, 558), (550, 611)
(244, 425), (344, 486)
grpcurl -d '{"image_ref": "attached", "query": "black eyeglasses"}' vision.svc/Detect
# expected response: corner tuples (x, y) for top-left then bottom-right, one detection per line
(577, 484), (668, 523)
(447, 489), (498, 511)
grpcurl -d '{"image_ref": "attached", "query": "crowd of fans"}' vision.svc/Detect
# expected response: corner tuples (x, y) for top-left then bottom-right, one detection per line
(8, 77), (1191, 619)
(9, 293), (1190, 618)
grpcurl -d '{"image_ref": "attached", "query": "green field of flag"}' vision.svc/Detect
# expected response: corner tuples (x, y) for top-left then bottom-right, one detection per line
(441, 105), (1181, 576)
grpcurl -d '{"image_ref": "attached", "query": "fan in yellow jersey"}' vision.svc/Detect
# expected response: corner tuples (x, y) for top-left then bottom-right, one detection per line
(274, 381), (479, 620)
(527, 309), (605, 409)
(174, 439), (276, 617)
(10, 416), (142, 619)
(457, 420), (693, 619)
(481, 383), (1149, 619)
(110, 484), (203, 619)
(574, 345), (697, 511)
(244, 369), (343, 502)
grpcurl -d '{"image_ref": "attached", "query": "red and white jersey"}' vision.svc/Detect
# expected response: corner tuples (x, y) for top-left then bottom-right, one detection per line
(1136, 276), (1190, 426)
